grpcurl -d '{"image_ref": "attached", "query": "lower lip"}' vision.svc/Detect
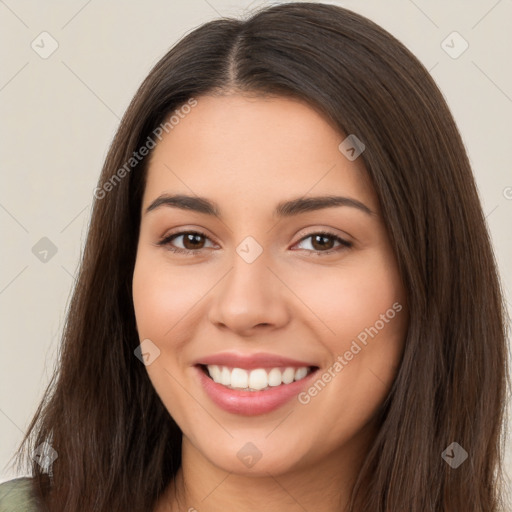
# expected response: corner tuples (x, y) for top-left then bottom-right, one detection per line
(195, 365), (319, 416)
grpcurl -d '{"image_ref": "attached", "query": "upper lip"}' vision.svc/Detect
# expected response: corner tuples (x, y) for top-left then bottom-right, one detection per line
(194, 352), (318, 370)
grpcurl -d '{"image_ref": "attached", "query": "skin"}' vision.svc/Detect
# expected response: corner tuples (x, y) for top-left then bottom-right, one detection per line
(132, 93), (409, 512)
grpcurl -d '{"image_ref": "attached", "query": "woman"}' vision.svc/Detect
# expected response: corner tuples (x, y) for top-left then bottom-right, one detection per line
(1, 2), (509, 511)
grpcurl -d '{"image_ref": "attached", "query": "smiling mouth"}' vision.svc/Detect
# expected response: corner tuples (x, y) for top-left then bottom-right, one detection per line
(198, 364), (319, 392)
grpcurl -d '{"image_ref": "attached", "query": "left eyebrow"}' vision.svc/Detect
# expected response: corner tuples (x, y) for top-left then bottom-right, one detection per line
(275, 195), (376, 217)
(145, 193), (376, 218)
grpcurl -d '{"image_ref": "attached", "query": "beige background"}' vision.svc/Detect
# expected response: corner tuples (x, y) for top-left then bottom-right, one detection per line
(1, 0), (511, 500)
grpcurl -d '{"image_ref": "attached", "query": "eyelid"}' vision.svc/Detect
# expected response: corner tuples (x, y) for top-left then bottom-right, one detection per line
(157, 229), (218, 253)
(157, 223), (216, 242)
(293, 226), (353, 245)
(291, 230), (352, 255)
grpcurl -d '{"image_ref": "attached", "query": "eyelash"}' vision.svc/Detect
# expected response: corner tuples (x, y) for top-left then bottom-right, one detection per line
(157, 230), (353, 256)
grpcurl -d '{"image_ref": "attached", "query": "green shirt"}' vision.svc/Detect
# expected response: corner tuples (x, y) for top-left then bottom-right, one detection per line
(0, 477), (41, 511)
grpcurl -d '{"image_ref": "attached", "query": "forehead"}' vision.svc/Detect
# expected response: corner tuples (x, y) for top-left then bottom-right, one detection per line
(142, 94), (378, 216)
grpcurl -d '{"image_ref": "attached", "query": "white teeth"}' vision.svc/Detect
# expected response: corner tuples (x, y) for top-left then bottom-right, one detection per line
(249, 369), (268, 390)
(209, 365), (221, 382)
(294, 367), (308, 380)
(268, 368), (282, 387)
(231, 368), (248, 388)
(205, 365), (312, 391)
(282, 367), (295, 384)
(220, 366), (231, 386)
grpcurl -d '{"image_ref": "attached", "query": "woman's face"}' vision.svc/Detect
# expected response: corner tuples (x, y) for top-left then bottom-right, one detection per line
(132, 93), (408, 477)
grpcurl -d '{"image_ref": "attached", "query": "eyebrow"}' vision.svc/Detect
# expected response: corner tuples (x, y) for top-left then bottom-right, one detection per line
(145, 194), (376, 218)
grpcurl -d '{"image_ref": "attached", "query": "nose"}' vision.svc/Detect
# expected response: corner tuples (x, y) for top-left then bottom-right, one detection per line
(207, 248), (291, 336)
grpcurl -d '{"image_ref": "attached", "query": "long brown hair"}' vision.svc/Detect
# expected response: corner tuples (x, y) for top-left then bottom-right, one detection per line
(11, 3), (510, 511)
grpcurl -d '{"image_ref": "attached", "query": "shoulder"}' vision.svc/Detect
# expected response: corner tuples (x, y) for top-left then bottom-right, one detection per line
(0, 477), (42, 511)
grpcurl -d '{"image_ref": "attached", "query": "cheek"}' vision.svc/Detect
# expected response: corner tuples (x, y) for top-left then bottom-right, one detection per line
(132, 251), (206, 339)
(292, 250), (406, 346)
(289, 255), (407, 451)
(131, 250), (204, 424)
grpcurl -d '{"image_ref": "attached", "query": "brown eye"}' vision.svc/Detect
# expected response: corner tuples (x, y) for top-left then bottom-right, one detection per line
(311, 234), (336, 251)
(294, 231), (352, 255)
(158, 231), (214, 254)
(180, 232), (206, 250)
(158, 230), (352, 256)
